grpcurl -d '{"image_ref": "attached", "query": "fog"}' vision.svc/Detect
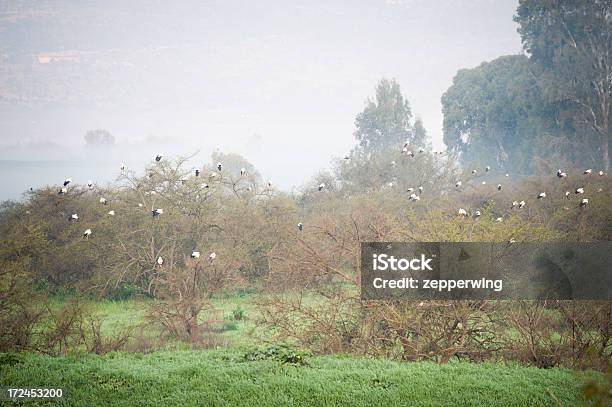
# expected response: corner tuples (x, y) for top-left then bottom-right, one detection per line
(0, 0), (521, 200)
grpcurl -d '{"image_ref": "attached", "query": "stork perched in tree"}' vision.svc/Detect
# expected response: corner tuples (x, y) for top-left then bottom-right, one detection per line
(83, 229), (92, 238)
(201, 183), (209, 189)
(495, 217), (503, 222)
(537, 192), (547, 199)
(584, 168), (592, 175)
(407, 187), (415, 193)
(511, 201), (519, 209)
(155, 154), (163, 162)
(297, 222), (303, 231)
(455, 181), (462, 188)
(217, 162), (222, 171)
(152, 208), (163, 217)
(474, 210), (481, 218)
(191, 251), (200, 259)
(497, 184), (502, 191)
(318, 183), (326, 191)
(58, 187), (68, 195)
(409, 193), (420, 201)
(209, 252), (216, 260)
(240, 168), (246, 176)
(69, 213), (79, 221)
(457, 208), (468, 217)
(63, 178), (72, 187)
(99, 197), (107, 205)
(575, 187), (585, 194)
(418, 186), (424, 193)
(107, 210), (115, 216)
(418, 147), (425, 153)
(598, 170), (605, 176)
(565, 191), (570, 198)
(157, 256), (163, 266)
(580, 198), (589, 208)
(557, 169), (567, 178)
(519, 200), (526, 209)
(485, 166), (490, 172)
(406, 150), (414, 158)
(471, 169), (478, 175)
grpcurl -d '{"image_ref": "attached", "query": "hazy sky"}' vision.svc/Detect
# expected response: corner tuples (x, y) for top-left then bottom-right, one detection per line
(0, 0), (522, 199)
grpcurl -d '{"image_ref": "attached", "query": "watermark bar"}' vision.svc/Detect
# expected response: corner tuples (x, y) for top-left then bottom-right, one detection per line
(0, 387), (64, 400)
(360, 242), (612, 300)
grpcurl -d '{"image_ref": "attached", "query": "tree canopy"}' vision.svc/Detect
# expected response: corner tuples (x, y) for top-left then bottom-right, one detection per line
(442, 55), (566, 174)
(354, 78), (415, 155)
(514, 0), (611, 171)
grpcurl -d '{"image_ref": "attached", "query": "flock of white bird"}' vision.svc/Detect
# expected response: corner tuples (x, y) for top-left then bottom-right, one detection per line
(51, 144), (606, 261)
(54, 153), (229, 266)
(453, 166), (605, 219)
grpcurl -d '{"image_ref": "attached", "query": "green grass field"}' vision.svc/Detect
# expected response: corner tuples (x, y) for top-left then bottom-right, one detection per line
(1, 297), (607, 406)
(1, 349), (600, 406)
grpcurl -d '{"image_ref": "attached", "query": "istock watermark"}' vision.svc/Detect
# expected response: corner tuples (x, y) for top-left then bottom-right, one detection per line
(360, 242), (612, 300)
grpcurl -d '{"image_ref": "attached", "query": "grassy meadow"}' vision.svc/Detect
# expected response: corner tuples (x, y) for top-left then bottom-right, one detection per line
(1, 296), (609, 406)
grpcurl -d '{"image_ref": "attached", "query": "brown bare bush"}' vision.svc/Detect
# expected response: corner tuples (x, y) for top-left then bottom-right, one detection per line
(506, 300), (611, 370)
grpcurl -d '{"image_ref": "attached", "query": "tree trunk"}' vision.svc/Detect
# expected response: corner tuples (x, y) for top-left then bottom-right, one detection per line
(603, 136), (609, 172)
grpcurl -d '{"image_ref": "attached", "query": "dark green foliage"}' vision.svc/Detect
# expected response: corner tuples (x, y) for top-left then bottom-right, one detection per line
(240, 345), (311, 365)
(442, 55), (576, 174)
(514, 0), (611, 171)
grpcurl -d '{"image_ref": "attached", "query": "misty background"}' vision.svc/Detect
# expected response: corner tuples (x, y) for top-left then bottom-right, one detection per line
(0, 0), (521, 200)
